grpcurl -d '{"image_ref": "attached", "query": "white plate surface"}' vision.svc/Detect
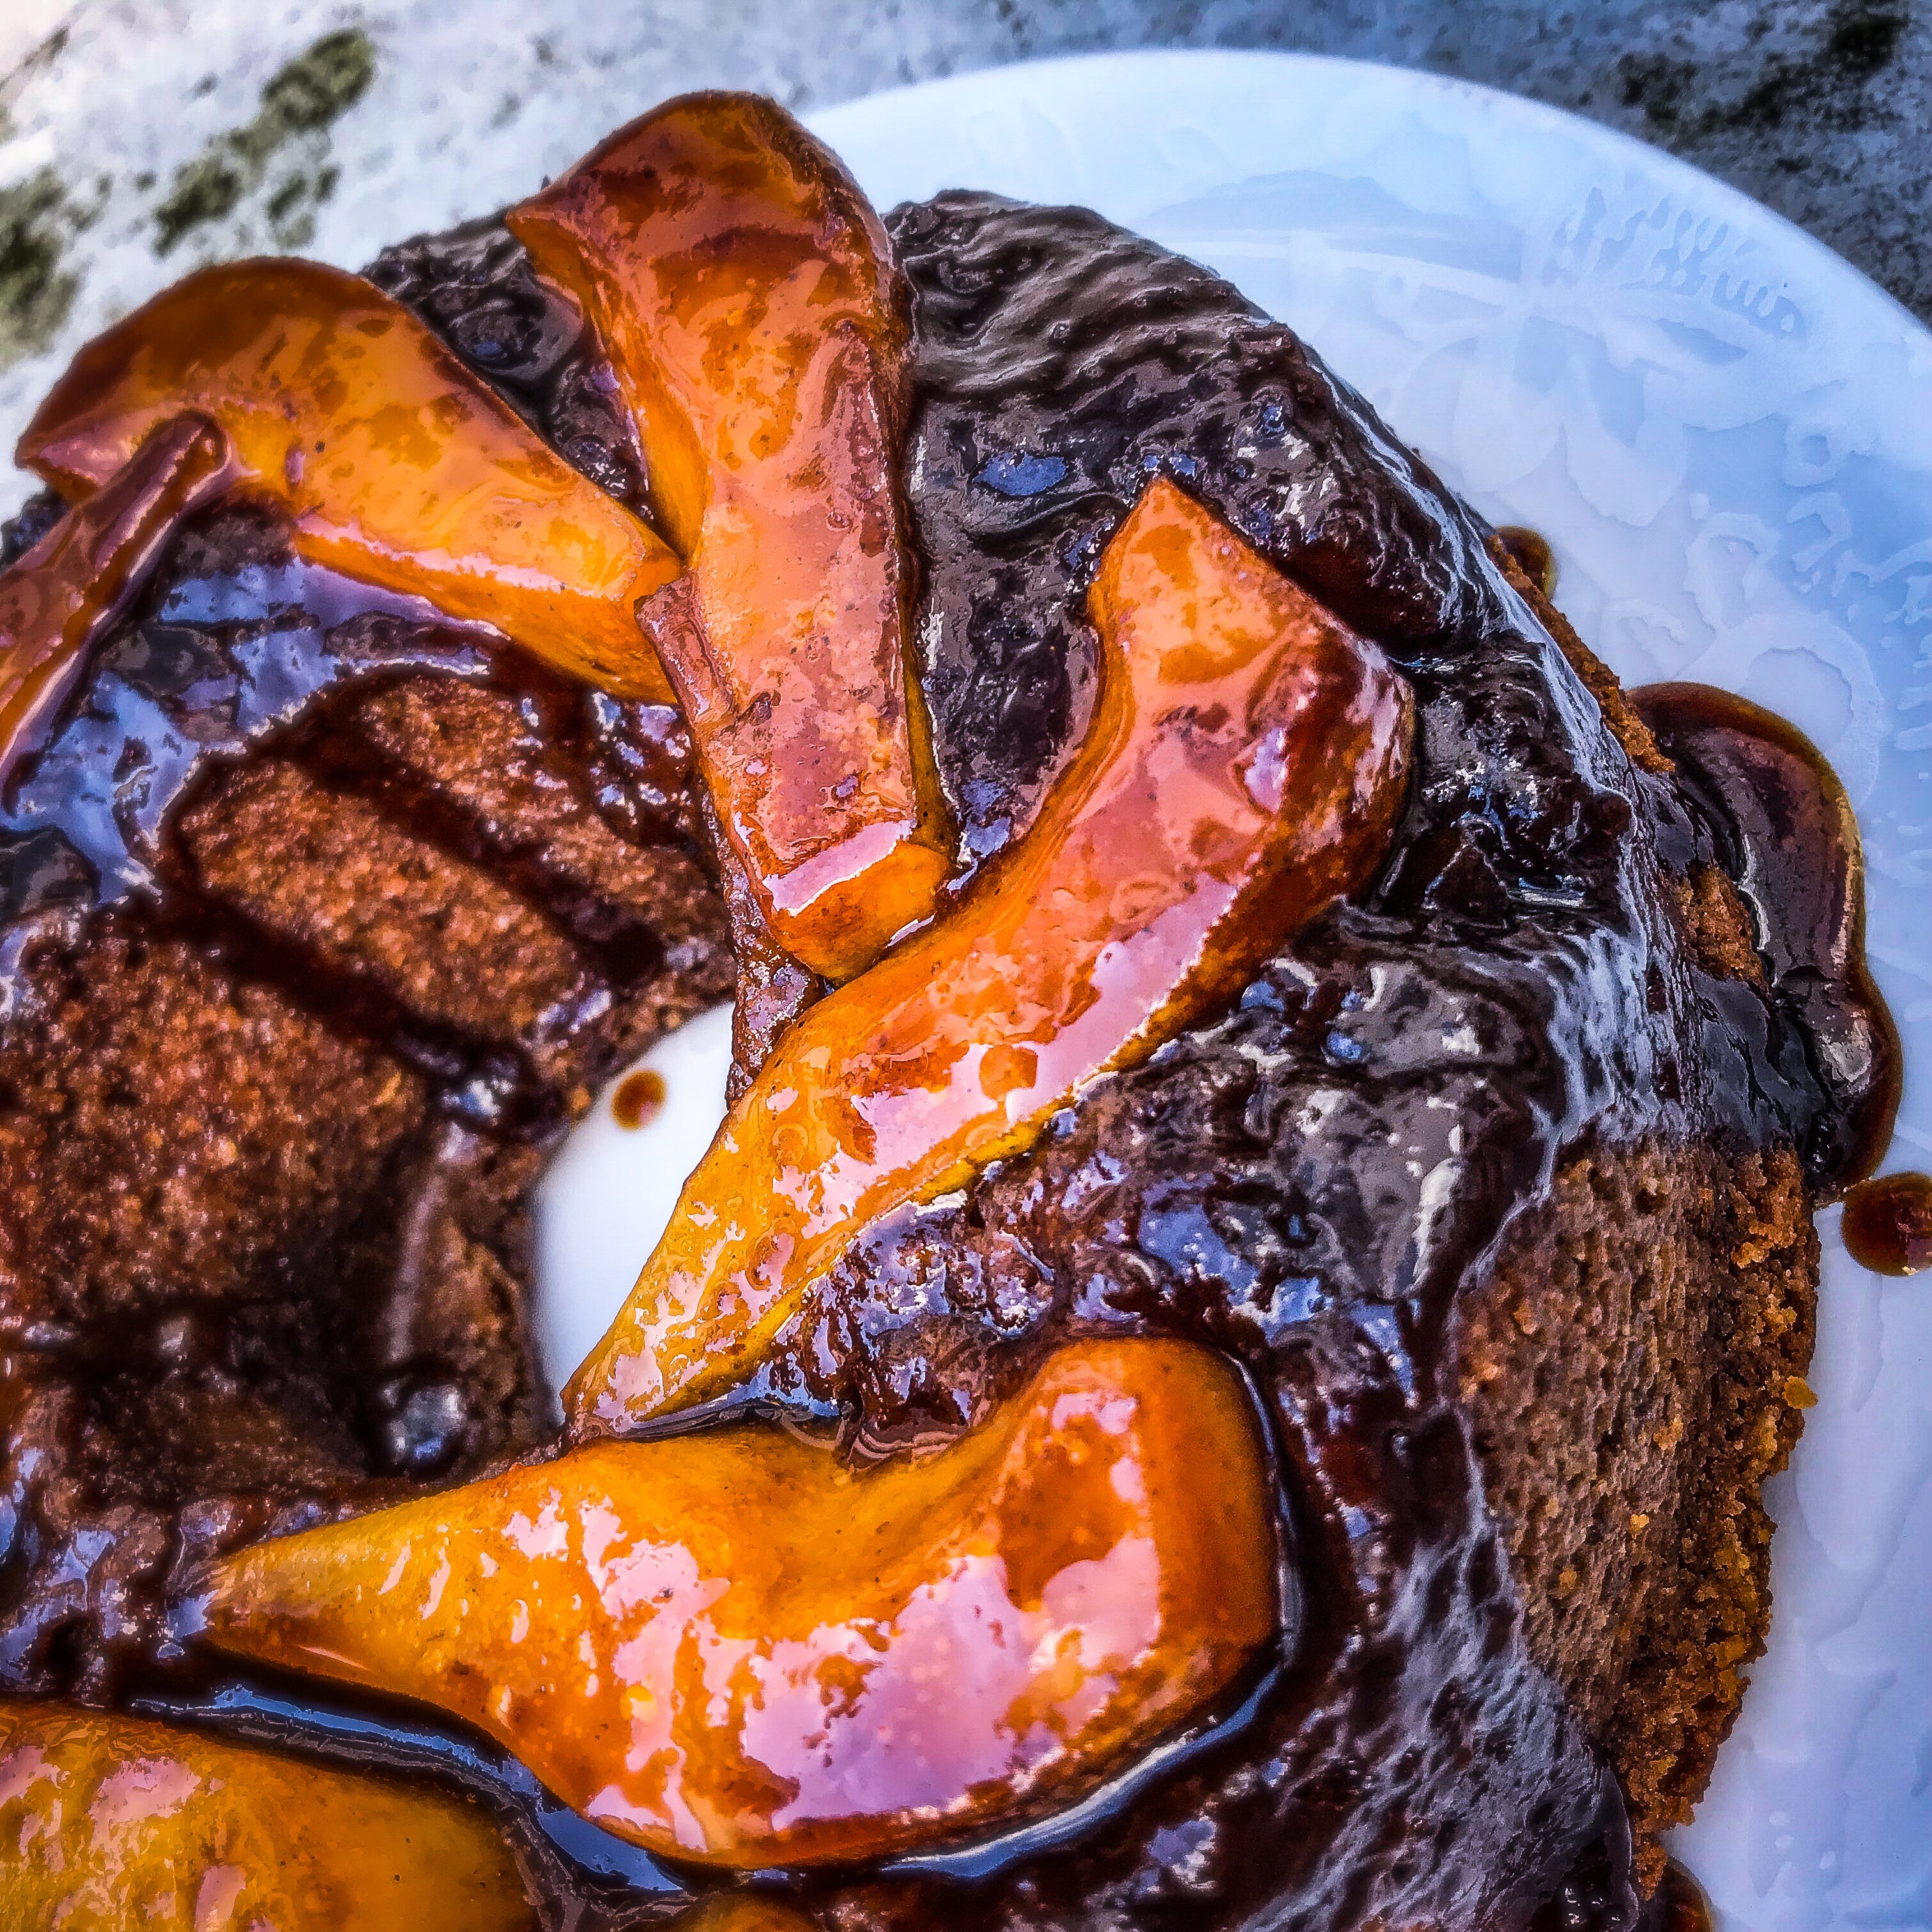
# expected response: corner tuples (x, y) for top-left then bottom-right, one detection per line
(6, 41), (1931, 1932)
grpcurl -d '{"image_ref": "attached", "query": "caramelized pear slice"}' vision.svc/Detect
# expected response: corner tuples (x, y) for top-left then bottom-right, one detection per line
(0, 1701), (532, 1930)
(510, 94), (949, 979)
(17, 260), (679, 699)
(201, 1337), (1276, 1869)
(567, 477), (1412, 1431)
(1, 413), (233, 786)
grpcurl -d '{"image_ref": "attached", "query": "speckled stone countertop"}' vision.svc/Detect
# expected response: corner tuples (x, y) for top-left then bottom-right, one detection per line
(0, 0), (1926, 511)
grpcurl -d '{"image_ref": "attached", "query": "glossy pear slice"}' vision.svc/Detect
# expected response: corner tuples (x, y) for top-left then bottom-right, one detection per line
(567, 477), (1413, 1432)
(201, 1337), (1276, 1869)
(0, 1701), (532, 1930)
(1, 413), (233, 785)
(510, 94), (949, 979)
(18, 259), (679, 699)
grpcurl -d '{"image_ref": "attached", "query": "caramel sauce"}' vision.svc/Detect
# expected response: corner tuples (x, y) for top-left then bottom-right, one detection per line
(611, 1066), (667, 1130)
(1841, 1172), (1932, 1275)
(1495, 525), (1558, 599)
(1633, 681), (1901, 1193)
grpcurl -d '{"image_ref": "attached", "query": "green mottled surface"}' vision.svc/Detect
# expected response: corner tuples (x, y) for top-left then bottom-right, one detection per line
(0, 170), (77, 369)
(152, 28), (370, 252)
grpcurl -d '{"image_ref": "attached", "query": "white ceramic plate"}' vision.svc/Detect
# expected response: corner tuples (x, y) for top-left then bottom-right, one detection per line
(4, 40), (1929, 1932)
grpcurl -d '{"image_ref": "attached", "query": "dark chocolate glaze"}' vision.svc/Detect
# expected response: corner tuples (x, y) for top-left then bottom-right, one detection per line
(0, 191), (1898, 1932)
(1529, 1811), (1642, 1932)
(887, 193), (1506, 868)
(1633, 683), (1899, 1195)
(0, 489), (63, 571)
(363, 214), (655, 521)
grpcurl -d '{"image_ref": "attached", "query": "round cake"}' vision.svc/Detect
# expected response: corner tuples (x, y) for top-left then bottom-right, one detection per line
(0, 91), (1900, 1932)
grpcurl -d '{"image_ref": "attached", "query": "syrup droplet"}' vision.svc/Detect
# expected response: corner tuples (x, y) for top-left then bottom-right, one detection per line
(1650, 1859), (1713, 1932)
(1495, 525), (1557, 600)
(612, 1067), (667, 1131)
(1840, 1172), (1932, 1276)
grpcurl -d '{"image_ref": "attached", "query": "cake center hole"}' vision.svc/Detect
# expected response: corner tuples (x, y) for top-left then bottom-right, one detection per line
(532, 1001), (735, 1400)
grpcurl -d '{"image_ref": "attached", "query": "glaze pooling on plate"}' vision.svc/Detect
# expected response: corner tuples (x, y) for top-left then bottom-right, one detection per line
(1838, 1172), (1932, 1276)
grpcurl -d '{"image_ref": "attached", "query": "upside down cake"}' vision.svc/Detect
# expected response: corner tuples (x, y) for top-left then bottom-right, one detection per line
(0, 91), (1903, 1932)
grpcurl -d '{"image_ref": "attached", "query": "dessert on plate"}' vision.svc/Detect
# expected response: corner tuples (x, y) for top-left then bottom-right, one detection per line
(0, 89), (1905, 1932)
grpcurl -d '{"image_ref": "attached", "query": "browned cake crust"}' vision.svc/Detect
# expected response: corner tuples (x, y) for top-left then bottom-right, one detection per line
(1459, 1139), (1816, 1888)
(1488, 538), (1671, 780)
(1468, 548), (1819, 1884)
